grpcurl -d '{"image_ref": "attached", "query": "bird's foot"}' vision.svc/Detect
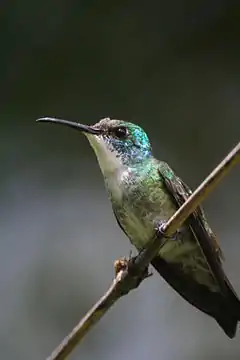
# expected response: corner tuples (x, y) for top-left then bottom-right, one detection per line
(156, 220), (178, 240)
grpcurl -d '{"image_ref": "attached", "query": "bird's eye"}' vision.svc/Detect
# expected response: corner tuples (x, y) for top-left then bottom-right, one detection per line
(114, 127), (128, 139)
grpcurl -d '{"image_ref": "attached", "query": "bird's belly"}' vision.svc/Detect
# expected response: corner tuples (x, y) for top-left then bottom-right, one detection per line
(118, 204), (190, 257)
(115, 204), (218, 291)
(117, 198), (176, 251)
(108, 175), (218, 290)
(120, 210), (155, 248)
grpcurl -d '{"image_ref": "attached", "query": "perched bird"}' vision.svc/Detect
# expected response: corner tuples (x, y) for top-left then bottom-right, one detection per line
(37, 116), (240, 338)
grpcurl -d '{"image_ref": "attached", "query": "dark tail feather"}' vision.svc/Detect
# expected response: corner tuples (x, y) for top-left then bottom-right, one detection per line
(216, 314), (238, 338)
(151, 255), (240, 338)
(216, 280), (240, 338)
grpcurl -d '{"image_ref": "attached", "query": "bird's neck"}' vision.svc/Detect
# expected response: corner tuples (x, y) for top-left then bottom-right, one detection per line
(94, 145), (153, 178)
(103, 156), (157, 200)
(105, 155), (154, 178)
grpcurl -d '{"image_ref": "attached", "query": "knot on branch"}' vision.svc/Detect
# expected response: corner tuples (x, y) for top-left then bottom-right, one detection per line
(114, 254), (152, 296)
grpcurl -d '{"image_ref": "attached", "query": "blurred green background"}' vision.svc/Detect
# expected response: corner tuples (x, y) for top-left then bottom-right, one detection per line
(1, 1), (240, 359)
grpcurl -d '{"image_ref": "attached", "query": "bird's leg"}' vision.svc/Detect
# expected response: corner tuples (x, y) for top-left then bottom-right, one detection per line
(156, 220), (178, 241)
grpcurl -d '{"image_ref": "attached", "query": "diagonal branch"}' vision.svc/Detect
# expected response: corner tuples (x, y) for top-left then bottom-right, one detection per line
(46, 142), (240, 360)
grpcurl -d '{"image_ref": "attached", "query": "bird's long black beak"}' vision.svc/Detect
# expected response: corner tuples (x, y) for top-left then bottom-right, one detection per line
(36, 117), (101, 135)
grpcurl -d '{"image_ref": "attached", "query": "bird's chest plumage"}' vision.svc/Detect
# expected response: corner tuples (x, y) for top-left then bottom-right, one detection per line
(104, 165), (218, 291)
(105, 167), (176, 249)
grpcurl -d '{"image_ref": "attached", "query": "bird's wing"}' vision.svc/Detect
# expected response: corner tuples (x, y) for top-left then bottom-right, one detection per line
(158, 161), (228, 291)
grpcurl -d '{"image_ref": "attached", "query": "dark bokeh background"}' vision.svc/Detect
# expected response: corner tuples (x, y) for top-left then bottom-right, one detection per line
(1, 1), (240, 359)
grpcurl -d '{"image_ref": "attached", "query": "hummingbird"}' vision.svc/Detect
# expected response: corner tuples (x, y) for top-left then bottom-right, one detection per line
(37, 116), (240, 338)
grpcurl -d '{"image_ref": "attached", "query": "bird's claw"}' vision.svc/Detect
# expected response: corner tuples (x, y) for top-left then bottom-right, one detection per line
(156, 221), (178, 240)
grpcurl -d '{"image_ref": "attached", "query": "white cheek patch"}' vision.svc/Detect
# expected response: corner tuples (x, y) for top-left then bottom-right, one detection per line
(86, 134), (123, 174)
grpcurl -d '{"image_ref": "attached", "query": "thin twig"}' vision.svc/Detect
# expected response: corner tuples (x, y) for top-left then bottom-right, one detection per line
(163, 142), (240, 236)
(46, 142), (240, 360)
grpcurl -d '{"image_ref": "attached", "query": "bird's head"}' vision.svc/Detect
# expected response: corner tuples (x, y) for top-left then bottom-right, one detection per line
(37, 117), (152, 174)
